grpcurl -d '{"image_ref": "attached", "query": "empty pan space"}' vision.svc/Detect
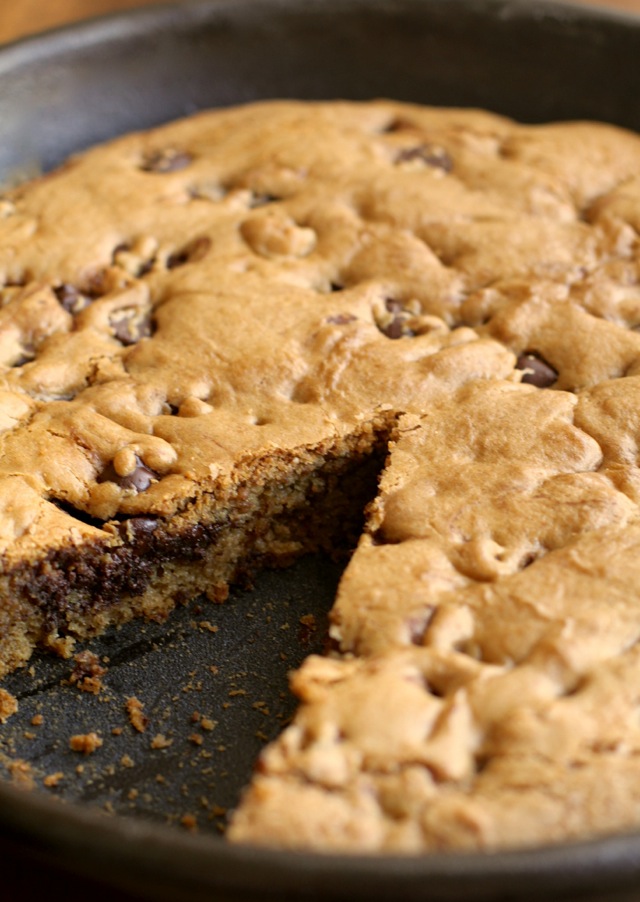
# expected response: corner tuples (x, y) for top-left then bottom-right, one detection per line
(0, 554), (342, 835)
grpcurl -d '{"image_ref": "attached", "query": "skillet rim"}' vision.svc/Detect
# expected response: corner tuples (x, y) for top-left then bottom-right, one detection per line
(1, 1), (640, 898)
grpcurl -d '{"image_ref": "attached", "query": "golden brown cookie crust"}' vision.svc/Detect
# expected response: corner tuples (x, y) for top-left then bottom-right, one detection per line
(2, 99), (640, 852)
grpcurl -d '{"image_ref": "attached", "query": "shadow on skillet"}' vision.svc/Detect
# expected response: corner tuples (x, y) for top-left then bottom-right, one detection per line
(1, 1), (640, 900)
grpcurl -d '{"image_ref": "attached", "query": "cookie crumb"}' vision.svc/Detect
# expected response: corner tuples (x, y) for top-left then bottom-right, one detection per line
(43, 772), (64, 788)
(69, 650), (107, 694)
(126, 696), (149, 733)
(198, 620), (219, 633)
(0, 688), (18, 723)
(69, 732), (103, 754)
(180, 813), (198, 832)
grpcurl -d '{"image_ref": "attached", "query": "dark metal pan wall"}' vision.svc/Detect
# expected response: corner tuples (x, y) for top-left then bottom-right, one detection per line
(0, 2), (639, 900)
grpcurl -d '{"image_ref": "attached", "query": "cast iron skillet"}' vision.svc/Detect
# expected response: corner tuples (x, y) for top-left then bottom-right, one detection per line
(1, 1), (640, 899)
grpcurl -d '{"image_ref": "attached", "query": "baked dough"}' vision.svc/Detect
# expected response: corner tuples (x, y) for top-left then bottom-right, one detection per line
(1, 99), (640, 851)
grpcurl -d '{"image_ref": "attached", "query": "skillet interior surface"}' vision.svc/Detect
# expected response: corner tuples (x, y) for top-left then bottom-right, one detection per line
(1, 1), (640, 899)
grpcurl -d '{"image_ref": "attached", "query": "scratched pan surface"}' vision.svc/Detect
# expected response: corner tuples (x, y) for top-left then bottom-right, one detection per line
(1, 1), (640, 900)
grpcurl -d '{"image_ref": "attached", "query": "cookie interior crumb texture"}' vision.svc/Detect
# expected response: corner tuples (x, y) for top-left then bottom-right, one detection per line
(1, 99), (640, 853)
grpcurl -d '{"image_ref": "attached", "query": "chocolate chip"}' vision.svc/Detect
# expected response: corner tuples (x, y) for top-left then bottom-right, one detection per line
(383, 318), (407, 340)
(141, 149), (193, 174)
(110, 309), (153, 345)
(121, 462), (158, 492)
(167, 236), (212, 269)
(54, 283), (91, 314)
(516, 353), (558, 388)
(117, 516), (159, 546)
(395, 144), (453, 172)
(378, 298), (415, 340)
(166, 249), (189, 270)
(101, 456), (159, 493)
